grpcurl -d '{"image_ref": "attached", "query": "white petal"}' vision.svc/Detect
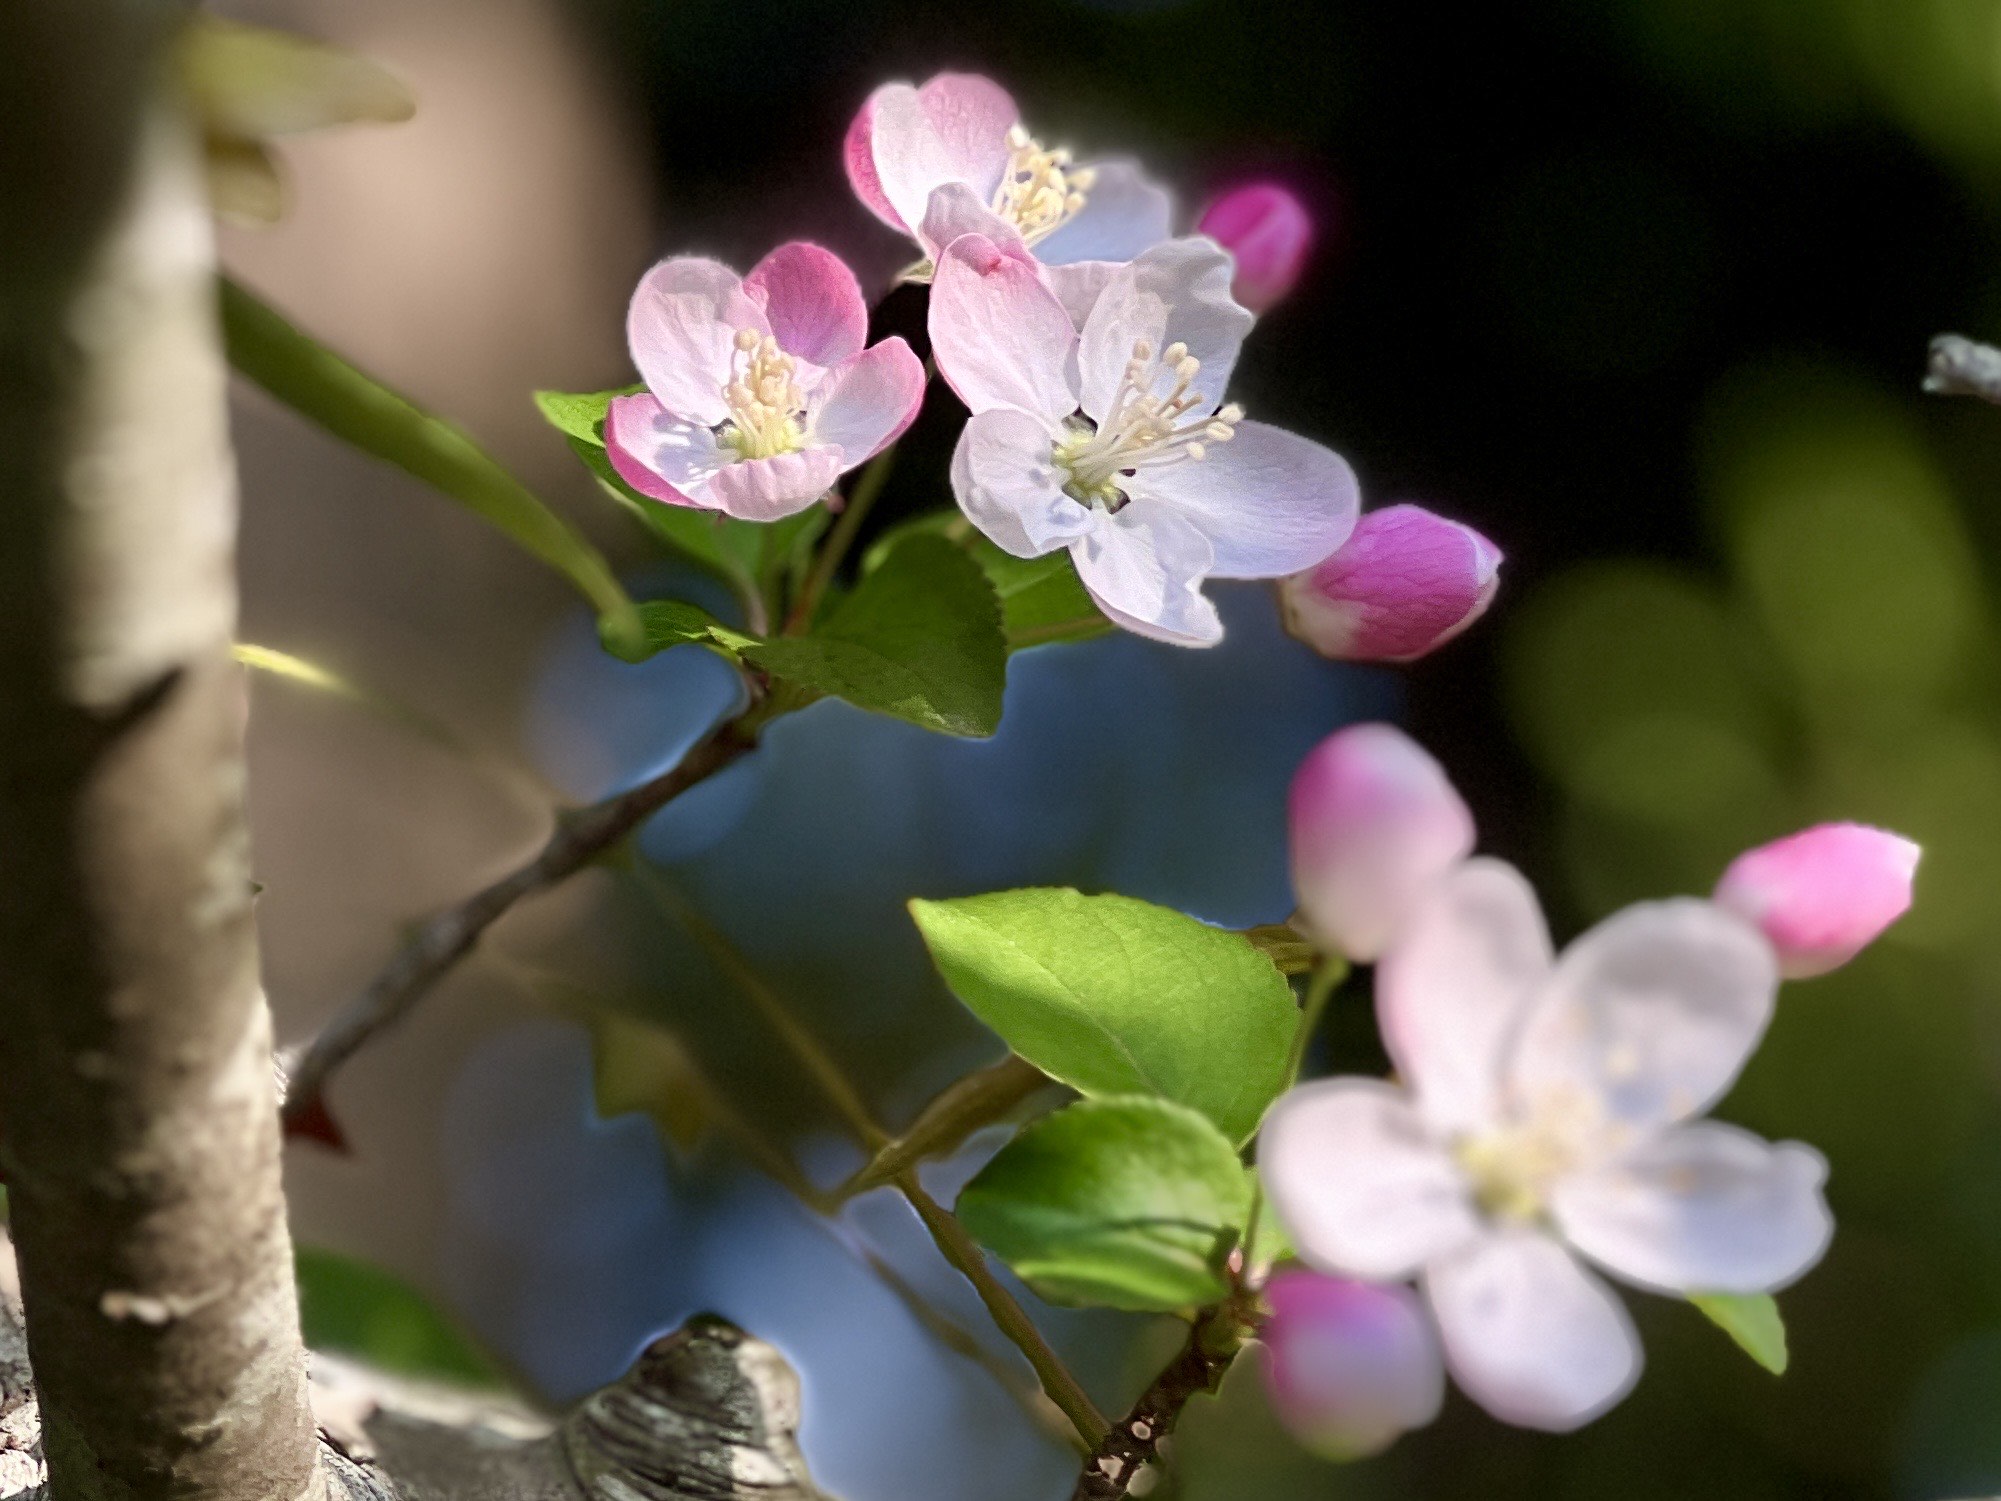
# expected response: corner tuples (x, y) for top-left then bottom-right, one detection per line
(1259, 1079), (1481, 1280)
(703, 447), (845, 522)
(1376, 859), (1554, 1135)
(1137, 420), (1360, 580)
(949, 408), (1092, 559)
(1070, 498), (1223, 647)
(809, 337), (926, 465)
(1076, 237), (1252, 423)
(604, 393), (728, 508)
(1425, 1230), (1642, 1432)
(1032, 159), (1175, 266)
(627, 257), (766, 428)
(929, 235), (1078, 423)
(1039, 259), (1121, 332)
(1509, 900), (1778, 1137)
(1553, 1122), (1832, 1295)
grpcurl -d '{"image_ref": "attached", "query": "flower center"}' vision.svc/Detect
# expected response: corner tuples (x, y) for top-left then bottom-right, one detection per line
(1453, 1123), (1576, 1223)
(720, 327), (806, 461)
(1052, 339), (1243, 510)
(993, 125), (1095, 245)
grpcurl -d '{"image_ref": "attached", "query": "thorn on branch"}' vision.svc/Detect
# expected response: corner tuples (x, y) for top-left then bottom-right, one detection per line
(1924, 334), (2001, 405)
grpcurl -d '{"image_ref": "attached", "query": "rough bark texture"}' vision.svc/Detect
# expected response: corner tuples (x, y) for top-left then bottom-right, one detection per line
(0, 7), (320, 1498)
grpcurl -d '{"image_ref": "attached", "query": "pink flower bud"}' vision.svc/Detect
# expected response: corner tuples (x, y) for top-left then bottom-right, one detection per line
(1281, 505), (1503, 664)
(1714, 823), (1921, 979)
(1197, 182), (1314, 314)
(1260, 1271), (1444, 1461)
(1289, 724), (1476, 961)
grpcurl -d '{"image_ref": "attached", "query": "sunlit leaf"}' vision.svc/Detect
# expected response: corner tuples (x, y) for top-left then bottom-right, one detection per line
(1690, 1290), (1788, 1374)
(958, 1097), (1250, 1312)
(909, 888), (1296, 1142)
(295, 1248), (507, 1388)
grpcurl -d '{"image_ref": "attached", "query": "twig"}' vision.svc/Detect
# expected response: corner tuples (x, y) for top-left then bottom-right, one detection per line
(782, 446), (897, 634)
(1924, 334), (2001, 405)
(832, 1054), (1051, 1201)
(901, 1175), (1110, 1449)
(1071, 1312), (1245, 1501)
(280, 712), (763, 1126)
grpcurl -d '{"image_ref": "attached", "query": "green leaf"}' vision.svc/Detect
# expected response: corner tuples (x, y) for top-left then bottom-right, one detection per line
(1690, 1291), (1788, 1374)
(908, 888), (1297, 1142)
(634, 599), (754, 659)
(219, 281), (646, 658)
(296, 1247), (508, 1388)
(971, 541), (1110, 651)
(958, 1096), (1251, 1312)
(745, 535), (1005, 736)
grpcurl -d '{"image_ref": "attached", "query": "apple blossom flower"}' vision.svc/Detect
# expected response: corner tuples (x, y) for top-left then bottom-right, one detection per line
(605, 243), (925, 523)
(1260, 1270), (1445, 1460)
(1289, 724), (1475, 961)
(1198, 182), (1315, 315)
(1261, 859), (1833, 1432)
(1714, 823), (1921, 980)
(930, 233), (1359, 645)
(1281, 504), (1503, 664)
(844, 72), (1172, 275)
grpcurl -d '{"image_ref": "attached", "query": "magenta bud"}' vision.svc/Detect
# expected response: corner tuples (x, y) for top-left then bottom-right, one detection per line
(1260, 1270), (1445, 1461)
(1714, 822), (1921, 979)
(1281, 505), (1502, 665)
(1197, 182), (1314, 314)
(1289, 723), (1476, 962)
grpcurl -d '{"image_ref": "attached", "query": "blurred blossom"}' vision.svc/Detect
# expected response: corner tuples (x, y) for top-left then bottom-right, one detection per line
(1197, 182), (1314, 314)
(1280, 505), (1502, 665)
(1714, 823), (1920, 980)
(1263, 859), (1833, 1431)
(1259, 1270), (1444, 1461)
(1288, 723), (1474, 961)
(844, 72), (1172, 271)
(932, 235), (1356, 645)
(607, 244), (924, 521)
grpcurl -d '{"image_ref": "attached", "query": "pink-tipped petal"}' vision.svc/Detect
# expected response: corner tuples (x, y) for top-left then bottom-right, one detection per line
(844, 85), (904, 230)
(1713, 823), (1921, 980)
(627, 257), (766, 428)
(812, 336), (926, 465)
(1260, 1272), (1445, 1461)
(1198, 182), (1315, 314)
(917, 180), (1027, 264)
(605, 393), (728, 509)
(703, 447), (845, 523)
(1281, 504), (1503, 664)
(1289, 724), (1479, 965)
(744, 242), (868, 368)
(868, 74), (1019, 241)
(929, 233), (1078, 423)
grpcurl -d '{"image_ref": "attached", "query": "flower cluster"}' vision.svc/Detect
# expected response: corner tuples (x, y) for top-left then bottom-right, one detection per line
(605, 70), (1501, 653)
(1259, 723), (1919, 1440)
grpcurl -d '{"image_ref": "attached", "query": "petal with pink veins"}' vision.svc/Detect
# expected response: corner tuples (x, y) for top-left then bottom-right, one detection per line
(605, 393), (728, 509)
(929, 234), (1077, 422)
(703, 447), (845, 523)
(744, 242), (868, 368)
(627, 257), (766, 428)
(812, 337), (926, 465)
(1260, 1079), (1481, 1280)
(867, 75), (1018, 240)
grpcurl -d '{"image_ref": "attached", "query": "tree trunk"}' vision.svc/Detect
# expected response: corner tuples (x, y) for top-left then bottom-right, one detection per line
(0, 6), (320, 1498)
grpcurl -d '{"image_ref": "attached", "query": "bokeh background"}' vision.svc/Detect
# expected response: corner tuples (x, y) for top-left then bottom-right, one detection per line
(214, 0), (2001, 1496)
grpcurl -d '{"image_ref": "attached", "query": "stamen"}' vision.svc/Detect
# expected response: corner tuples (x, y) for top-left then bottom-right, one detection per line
(718, 325), (807, 461)
(992, 125), (1095, 245)
(1050, 337), (1245, 508)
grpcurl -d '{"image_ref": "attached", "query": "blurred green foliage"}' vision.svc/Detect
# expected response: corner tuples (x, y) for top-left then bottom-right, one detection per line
(296, 1246), (509, 1389)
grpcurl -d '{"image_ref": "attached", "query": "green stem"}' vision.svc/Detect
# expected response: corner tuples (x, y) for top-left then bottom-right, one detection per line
(833, 1054), (1049, 1201)
(218, 276), (647, 659)
(902, 1174), (1111, 1448)
(1281, 957), (1348, 1089)
(783, 445), (897, 634)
